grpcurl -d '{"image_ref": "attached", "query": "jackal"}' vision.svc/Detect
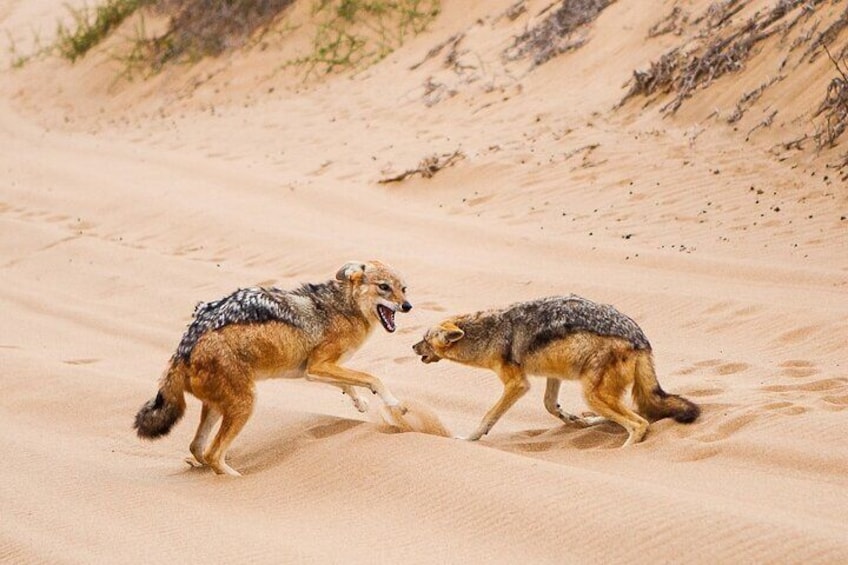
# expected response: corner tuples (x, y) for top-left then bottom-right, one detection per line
(135, 260), (412, 476)
(413, 295), (699, 444)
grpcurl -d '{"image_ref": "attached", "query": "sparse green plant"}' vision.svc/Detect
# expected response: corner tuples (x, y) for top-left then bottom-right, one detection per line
(109, 12), (155, 84)
(5, 28), (52, 69)
(56, 0), (151, 62)
(6, 30), (27, 68)
(289, 0), (440, 76)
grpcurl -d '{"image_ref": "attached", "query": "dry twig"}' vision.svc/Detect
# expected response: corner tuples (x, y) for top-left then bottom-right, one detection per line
(379, 150), (465, 183)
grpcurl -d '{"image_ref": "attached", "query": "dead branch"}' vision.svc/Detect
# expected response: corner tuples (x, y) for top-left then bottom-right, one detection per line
(378, 150), (465, 184)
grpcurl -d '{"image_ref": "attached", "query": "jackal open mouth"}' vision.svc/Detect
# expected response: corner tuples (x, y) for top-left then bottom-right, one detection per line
(377, 304), (396, 332)
(413, 342), (436, 363)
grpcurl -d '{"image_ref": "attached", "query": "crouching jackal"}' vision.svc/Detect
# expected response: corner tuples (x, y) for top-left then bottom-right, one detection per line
(413, 295), (699, 445)
(135, 260), (412, 476)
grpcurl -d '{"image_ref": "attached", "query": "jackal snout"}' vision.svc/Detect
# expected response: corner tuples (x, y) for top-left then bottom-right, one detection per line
(412, 339), (437, 363)
(413, 322), (465, 363)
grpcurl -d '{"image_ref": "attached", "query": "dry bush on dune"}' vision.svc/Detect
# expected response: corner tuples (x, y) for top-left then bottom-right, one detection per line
(647, 5), (687, 38)
(620, 0), (832, 113)
(54, 0), (296, 66)
(49, 0), (439, 75)
(813, 46), (848, 149)
(503, 0), (614, 66)
(146, 0), (296, 67)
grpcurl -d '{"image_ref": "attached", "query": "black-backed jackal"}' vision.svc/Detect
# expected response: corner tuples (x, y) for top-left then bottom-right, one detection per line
(413, 295), (699, 444)
(135, 261), (412, 476)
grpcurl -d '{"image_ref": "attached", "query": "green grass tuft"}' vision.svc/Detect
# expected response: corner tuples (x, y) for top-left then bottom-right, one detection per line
(291, 0), (440, 76)
(56, 0), (151, 62)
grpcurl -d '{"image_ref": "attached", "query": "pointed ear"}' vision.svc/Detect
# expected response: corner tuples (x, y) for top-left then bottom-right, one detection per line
(336, 261), (367, 283)
(441, 322), (465, 343)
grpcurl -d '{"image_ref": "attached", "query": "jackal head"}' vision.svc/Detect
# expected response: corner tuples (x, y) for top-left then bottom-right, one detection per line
(412, 322), (465, 363)
(336, 260), (411, 333)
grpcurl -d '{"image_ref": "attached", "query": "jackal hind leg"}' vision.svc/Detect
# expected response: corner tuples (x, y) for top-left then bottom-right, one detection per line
(543, 378), (606, 428)
(581, 367), (648, 447)
(186, 403), (221, 468)
(203, 392), (255, 477)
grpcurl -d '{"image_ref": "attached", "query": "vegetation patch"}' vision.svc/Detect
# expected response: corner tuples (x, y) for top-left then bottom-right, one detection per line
(57, 0), (151, 62)
(290, 0), (440, 76)
(813, 46), (848, 149)
(620, 0), (835, 113)
(45, 0), (438, 76)
(503, 0), (614, 65)
(144, 0), (296, 68)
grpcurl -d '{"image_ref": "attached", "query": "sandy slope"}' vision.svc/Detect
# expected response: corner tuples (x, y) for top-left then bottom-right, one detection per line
(2, 0), (847, 562)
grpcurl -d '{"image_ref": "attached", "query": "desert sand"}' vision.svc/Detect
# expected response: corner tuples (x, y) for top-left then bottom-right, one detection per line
(2, 0), (847, 562)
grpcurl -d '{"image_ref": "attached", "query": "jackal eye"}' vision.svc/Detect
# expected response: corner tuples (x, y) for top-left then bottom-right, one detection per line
(378, 283), (391, 292)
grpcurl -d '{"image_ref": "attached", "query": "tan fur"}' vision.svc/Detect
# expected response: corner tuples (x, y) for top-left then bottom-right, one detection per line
(135, 260), (412, 476)
(413, 298), (699, 444)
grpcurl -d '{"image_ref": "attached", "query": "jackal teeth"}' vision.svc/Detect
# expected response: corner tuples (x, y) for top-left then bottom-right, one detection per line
(377, 304), (396, 332)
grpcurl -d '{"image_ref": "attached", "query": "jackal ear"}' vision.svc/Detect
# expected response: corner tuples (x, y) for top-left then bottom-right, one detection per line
(441, 323), (465, 344)
(336, 261), (367, 283)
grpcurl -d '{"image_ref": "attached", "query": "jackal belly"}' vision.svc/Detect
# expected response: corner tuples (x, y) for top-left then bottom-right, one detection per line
(522, 332), (634, 379)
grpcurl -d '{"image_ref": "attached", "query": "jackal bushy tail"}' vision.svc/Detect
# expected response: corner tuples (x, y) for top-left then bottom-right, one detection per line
(134, 361), (187, 439)
(631, 353), (700, 423)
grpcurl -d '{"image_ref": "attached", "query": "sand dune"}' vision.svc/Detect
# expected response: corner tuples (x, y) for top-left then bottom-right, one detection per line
(2, 0), (847, 562)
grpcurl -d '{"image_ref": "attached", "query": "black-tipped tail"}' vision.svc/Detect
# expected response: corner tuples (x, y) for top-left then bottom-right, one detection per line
(134, 391), (182, 439)
(632, 353), (701, 424)
(662, 389), (701, 423)
(134, 363), (186, 439)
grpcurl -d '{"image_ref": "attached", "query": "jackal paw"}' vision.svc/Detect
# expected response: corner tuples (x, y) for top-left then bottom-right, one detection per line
(578, 415), (607, 427)
(350, 396), (369, 413)
(385, 401), (408, 415)
(184, 456), (205, 468)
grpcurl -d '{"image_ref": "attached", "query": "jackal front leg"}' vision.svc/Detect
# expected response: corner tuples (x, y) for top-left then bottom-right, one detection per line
(460, 364), (529, 441)
(307, 358), (406, 413)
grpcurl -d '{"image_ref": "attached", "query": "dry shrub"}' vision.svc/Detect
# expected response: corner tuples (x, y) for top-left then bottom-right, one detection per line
(621, 0), (823, 113)
(147, 0), (296, 67)
(504, 0), (614, 66)
(813, 46), (848, 149)
(727, 75), (783, 123)
(803, 6), (848, 62)
(648, 5), (687, 38)
(692, 0), (745, 30)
